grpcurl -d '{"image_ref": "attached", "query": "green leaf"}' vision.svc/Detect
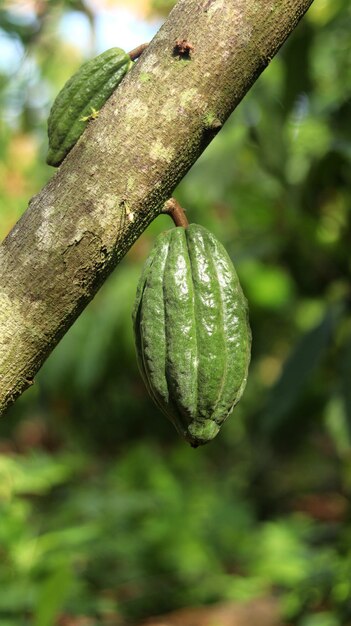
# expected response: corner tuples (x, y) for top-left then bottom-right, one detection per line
(34, 563), (73, 626)
(324, 394), (351, 457)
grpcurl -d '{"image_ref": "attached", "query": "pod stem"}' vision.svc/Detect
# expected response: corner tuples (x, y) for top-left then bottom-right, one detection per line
(163, 198), (189, 228)
(128, 43), (149, 61)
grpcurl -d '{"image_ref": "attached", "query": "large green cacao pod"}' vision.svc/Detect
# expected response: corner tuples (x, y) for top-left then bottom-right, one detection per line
(132, 224), (251, 447)
(47, 47), (132, 167)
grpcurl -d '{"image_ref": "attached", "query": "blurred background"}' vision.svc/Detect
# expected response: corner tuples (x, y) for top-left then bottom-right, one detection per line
(0, 0), (351, 625)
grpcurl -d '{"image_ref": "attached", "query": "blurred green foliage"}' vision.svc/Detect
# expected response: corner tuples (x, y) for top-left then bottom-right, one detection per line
(0, 0), (351, 625)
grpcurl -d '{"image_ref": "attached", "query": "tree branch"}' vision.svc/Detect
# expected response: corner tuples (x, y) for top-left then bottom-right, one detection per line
(0, 0), (314, 415)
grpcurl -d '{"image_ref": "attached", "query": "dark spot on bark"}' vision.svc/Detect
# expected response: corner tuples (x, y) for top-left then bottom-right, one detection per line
(100, 245), (108, 261)
(173, 39), (194, 59)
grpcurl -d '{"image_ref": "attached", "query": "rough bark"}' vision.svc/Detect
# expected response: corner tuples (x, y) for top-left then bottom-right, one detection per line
(0, 0), (314, 415)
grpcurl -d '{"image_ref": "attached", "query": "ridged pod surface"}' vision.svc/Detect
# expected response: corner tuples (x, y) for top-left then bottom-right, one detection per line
(47, 47), (132, 167)
(133, 224), (251, 447)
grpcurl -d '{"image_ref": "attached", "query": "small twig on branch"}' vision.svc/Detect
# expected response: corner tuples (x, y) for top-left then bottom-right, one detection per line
(128, 43), (149, 61)
(163, 198), (189, 228)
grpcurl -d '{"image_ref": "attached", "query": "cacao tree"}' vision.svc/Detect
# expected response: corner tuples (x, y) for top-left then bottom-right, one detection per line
(0, 0), (314, 415)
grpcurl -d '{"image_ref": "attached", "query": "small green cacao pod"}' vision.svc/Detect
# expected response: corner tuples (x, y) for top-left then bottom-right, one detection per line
(47, 47), (132, 167)
(132, 224), (251, 447)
